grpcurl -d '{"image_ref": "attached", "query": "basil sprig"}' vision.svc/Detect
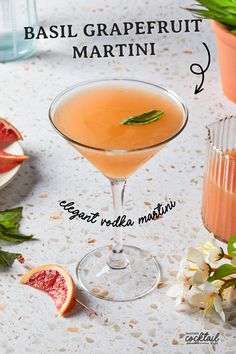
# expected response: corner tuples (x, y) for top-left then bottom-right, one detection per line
(120, 110), (164, 126)
(0, 207), (33, 243)
(0, 207), (34, 268)
(0, 248), (21, 267)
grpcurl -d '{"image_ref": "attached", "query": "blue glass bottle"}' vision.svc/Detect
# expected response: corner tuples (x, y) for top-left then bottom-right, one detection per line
(0, 0), (38, 62)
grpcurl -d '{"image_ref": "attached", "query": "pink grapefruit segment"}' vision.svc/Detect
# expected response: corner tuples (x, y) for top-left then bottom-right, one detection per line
(0, 150), (28, 173)
(0, 118), (23, 149)
(20, 264), (76, 317)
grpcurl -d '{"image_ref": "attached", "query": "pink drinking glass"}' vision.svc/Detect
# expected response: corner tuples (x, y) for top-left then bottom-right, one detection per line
(202, 116), (236, 243)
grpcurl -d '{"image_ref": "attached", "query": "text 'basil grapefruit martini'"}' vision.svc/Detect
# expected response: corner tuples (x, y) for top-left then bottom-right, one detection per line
(49, 79), (188, 301)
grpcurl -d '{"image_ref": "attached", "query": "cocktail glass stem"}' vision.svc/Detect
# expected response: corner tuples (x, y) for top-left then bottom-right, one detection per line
(107, 179), (129, 269)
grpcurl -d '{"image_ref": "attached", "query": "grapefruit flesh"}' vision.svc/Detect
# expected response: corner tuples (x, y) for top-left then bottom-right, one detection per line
(0, 118), (23, 149)
(20, 264), (76, 316)
(0, 150), (28, 173)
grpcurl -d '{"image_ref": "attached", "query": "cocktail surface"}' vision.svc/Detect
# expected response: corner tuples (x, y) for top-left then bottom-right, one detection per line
(54, 84), (184, 150)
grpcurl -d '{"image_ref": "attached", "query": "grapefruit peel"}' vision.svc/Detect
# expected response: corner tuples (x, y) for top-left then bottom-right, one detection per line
(0, 150), (28, 173)
(0, 117), (23, 149)
(0, 118), (28, 173)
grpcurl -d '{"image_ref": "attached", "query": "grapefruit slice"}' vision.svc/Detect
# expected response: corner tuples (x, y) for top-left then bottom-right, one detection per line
(0, 150), (28, 173)
(20, 264), (76, 317)
(0, 118), (23, 149)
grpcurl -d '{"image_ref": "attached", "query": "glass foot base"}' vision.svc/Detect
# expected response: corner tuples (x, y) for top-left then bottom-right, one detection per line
(76, 245), (161, 302)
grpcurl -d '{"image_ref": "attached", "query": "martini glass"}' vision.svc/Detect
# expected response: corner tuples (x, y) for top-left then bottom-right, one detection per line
(49, 79), (188, 302)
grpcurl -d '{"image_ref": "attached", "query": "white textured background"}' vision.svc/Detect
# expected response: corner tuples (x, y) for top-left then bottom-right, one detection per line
(0, 0), (236, 353)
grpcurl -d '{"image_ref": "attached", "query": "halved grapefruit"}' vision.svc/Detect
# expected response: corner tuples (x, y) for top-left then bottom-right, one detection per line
(20, 264), (76, 317)
(0, 150), (28, 173)
(0, 118), (23, 149)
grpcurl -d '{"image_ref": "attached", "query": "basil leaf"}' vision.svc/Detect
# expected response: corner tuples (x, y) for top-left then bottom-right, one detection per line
(208, 264), (236, 282)
(227, 235), (236, 257)
(0, 225), (18, 233)
(0, 249), (21, 267)
(0, 230), (34, 243)
(120, 110), (164, 126)
(0, 207), (23, 230)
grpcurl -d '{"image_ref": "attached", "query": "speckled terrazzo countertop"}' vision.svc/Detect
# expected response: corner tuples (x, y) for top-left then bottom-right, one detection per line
(0, 0), (236, 353)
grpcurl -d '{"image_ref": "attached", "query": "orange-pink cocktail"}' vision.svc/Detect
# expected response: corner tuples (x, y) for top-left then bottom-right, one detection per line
(202, 117), (236, 242)
(53, 83), (184, 179)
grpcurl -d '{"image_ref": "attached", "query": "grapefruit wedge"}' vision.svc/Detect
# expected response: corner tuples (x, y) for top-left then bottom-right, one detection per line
(20, 264), (76, 317)
(0, 118), (23, 149)
(0, 150), (28, 173)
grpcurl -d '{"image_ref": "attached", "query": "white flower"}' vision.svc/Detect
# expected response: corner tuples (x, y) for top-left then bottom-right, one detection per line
(188, 283), (225, 322)
(231, 257), (236, 266)
(200, 234), (224, 263)
(183, 247), (211, 285)
(222, 284), (236, 305)
(167, 269), (192, 305)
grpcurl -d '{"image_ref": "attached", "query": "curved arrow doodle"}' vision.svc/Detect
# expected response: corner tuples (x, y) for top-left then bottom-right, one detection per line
(190, 42), (211, 95)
